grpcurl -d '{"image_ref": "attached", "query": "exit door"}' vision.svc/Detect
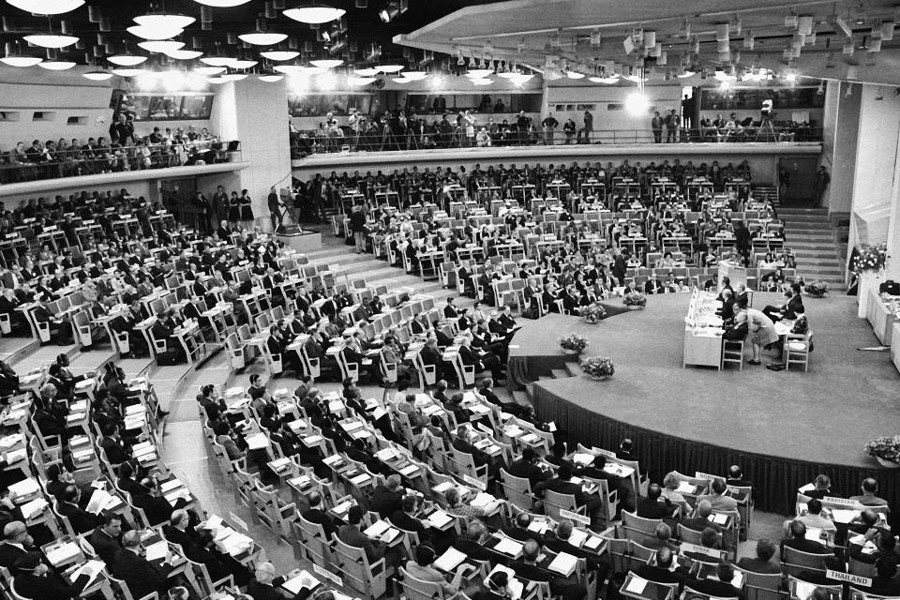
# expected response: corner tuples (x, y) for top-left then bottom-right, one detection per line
(777, 157), (818, 206)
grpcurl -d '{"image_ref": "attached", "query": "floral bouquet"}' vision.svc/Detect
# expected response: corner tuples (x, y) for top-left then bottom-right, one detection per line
(865, 435), (900, 466)
(623, 291), (647, 308)
(581, 355), (615, 380)
(804, 281), (830, 298)
(581, 303), (607, 324)
(559, 333), (588, 354)
(852, 243), (888, 274)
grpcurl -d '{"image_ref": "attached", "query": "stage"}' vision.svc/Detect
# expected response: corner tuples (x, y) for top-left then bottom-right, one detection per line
(509, 292), (900, 514)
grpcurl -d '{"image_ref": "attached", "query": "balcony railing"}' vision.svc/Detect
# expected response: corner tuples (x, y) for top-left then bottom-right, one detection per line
(291, 125), (822, 157)
(0, 139), (241, 184)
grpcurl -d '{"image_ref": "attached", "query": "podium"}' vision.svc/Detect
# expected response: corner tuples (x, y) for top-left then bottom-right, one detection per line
(718, 261), (747, 291)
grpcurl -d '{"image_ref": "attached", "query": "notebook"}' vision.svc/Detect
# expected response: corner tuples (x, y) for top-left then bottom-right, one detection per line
(433, 547), (467, 572)
(547, 552), (578, 577)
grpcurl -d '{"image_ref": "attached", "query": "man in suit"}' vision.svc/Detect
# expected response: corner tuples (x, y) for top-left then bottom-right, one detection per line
(31, 300), (66, 344)
(849, 478), (889, 507)
(803, 474), (834, 500)
(13, 551), (92, 600)
(736, 538), (781, 574)
(114, 530), (171, 599)
(637, 484), (678, 520)
(100, 422), (129, 465)
(507, 448), (551, 488)
(511, 539), (587, 600)
(681, 500), (721, 534)
(162, 510), (197, 558)
(686, 562), (742, 599)
(338, 505), (387, 564)
(370, 475), (404, 519)
(696, 479), (740, 524)
(300, 492), (337, 540)
(389, 495), (430, 543)
(443, 297), (460, 319)
(58, 485), (103, 534)
(452, 521), (493, 562)
(502, 512), (545, 546)
(0, 521), (30, 571)
(132, 478), (189, 526)
(545, 520), (610, 579)
(641, 523), (678, 551)
(89, 514), (124, 568)
(636, 546), (685, 586)
(545, 442), (573, 469)
(781, 521), (832, 555)
(536, 463), (603, 528)
(247, 561), (293, 600)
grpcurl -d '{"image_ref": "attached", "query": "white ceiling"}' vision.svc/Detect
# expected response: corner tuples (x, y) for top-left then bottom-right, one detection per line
(395, 0), (900, 85)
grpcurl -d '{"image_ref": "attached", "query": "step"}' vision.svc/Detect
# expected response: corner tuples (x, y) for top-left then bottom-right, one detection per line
(511, 390), (532, 407)
(789, 241), (839, 249)
(778, 208), (829, 215)
(786, 233), (836, 242)
(565, 361), (581, 377)
(550, 368), (569, 379)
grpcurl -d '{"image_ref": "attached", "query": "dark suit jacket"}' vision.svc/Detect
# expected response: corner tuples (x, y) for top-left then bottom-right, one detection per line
(301, 508), (337, 540)
(113, 548), (168, 599)
(735, 557), (781, 574)
(337, 524), (383, 562)
(0, 542), (26, 570)
(162, 525), (197, 558)
(687, 578), (742, 599)
(637, 497), (676, 520)
(89, 527), (123, 567)
(502, 526), (544, 546)
(101, 437), (129, 464)
(544, 537), (604, 572)
(636, 564), (684, 585)
(507, 459), (550, 487)
(370, 485), (403, 518)
(58, 501), (102, 534)
(453, 538), (493, 562)
(782, 537), (832, 555)
(14, 572), (89, 600)
(133, 492), (181, 526)
(390, 510), (429, 541)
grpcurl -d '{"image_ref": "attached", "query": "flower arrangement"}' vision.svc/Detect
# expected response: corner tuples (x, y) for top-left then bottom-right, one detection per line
(623, 291), (647, 308)
(559, 333), (589, 354)
(865, 435), (900, 466)
(804, 281), (830, 298)
(581, 355), (615, 380)
(852, 243), (888, 274)
(581, 303), (607, 324)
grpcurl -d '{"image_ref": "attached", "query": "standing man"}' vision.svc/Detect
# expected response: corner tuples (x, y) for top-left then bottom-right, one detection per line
(349, 204), (367, 254)
(212, 185), (229, 227)
(814, 166), (831, 205)
(651, 111), (663, 143)
(563, 118), (577, 144)
(578, 110), (593, 144)
(681, 94), (695, 133)
(665, 109), (680, 143)
(267, 186), (282, 233)
(541, 113), (559, 146)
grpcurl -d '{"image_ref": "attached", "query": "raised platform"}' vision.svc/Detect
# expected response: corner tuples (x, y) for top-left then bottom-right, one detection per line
(511, 293), (900, 514)
(291, 142), (822, 180)
(277, 229), (322, 252)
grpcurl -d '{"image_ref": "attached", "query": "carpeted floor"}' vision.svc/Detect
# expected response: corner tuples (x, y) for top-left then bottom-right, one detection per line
(511, 292), (900, 469)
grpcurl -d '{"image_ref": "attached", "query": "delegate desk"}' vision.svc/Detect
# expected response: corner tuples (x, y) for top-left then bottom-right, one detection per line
(683, 290), (724, 369)
(865, 290), (900, 346)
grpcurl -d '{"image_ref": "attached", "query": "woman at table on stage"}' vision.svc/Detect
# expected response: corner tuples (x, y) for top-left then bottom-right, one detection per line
(735, 298), (778, 365)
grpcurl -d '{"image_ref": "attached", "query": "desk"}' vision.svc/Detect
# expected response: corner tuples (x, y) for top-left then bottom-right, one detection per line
(865, 290), (900, 346)
(619, 572), (677, 600)
(683, 290), (724, 369)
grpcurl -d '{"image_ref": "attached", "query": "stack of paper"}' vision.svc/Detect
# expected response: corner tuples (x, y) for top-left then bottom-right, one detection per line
(86, 489), (114, 515)
(144, 540), (169, 562)
(331, 500), (353, 516)
(8, 478), (40, 500)
(20, 497), (47, 520)
(572, 453), (595, 466)
(471, 493), (495, 508)
(433, 547), (466, 572)
(547, 552), (578, 577)
(494, 538), (523, 557)
(426, 510), (453, 529)
(46, 541), (80, 566)
(282, 571), (320, 595)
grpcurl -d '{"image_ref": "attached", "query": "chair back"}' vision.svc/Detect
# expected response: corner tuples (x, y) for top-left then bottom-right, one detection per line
(543, 489), (580, 520)
(500, 468), (538, 511)
(781, 546), (830, 579)
(621, 510), (662, 542)
(787, 575), (841, 600)
(736, 568), (783, 600)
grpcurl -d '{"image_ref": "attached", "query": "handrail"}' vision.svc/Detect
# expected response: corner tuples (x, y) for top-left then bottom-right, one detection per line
(290, 126), (823, 157)
(0, 138), (242, 184)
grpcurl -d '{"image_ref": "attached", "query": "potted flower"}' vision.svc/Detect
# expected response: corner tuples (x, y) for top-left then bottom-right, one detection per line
(865, 435), (900, 469)
(580, 355), (615, 381)
(852, 242), (889, 274)
(559, 333), (588, 355)
(581, 303), (607, 324)
(853, 243), (889, 318)
(624, 291), (647, 310)
(804, 281), (830, 298)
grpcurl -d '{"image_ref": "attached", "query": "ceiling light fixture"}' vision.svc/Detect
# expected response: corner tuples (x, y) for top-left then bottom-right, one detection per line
(471, 78), (492, 86)
(208, 75), (228, 84)
(0, 44), (42, 67)
(310, 58), (343, 68)
(23, 33), (79, 49)
(283, 4), (346, 25)
(258, 74), (284, 82)
(239, 32), (287, 46)
(38, 60), (75, 70)
(354, 67), (379, 77)
(166, 49), (203, 60)
(625, 91), (650, 116)
(400, 70), (427, 80)
(139, 40), (185, 54)
(127, 25), (184, 40)
(375, 64), (403, 73)
(194, 65), (226, 75)
(229, 59), (257, 69)
(466, 68), (492, 78)
(221, 72), (248, 81)
(261, 50), (299, 61)
(110, 67), (145, 77)
(566, 71), (585, 79)
(6, 0), (84, 15)
(273, 64), (304, 74)
(200, 56), (234, 67)
(134, 13), (196, 32)
(82, 69), (114, 80)
(589, 76), (619, 84)
(193, 0), (252, 6)
(107, 54), (148, 66)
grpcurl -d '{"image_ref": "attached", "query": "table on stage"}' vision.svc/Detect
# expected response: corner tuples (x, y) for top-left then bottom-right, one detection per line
(683, 290), (724, 369)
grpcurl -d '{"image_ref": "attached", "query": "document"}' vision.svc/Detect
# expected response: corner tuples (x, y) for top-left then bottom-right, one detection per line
(494, 538), (524, 557)
(426, 510), (453, 529)
(548, 552), (578, 577)
(71, 559), (105, 588)
(282, 571), (320, 595)
(624, 576), (648, 594)
(144, 540), (169, 562)
(433, 547), (467, 572)
(85, 489), (113, 515)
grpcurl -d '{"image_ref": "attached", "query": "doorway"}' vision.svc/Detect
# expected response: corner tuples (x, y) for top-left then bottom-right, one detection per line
(777, 157), (818, 206)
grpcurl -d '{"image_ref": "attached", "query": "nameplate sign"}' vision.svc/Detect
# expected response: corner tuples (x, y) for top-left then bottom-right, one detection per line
(826, 570), (871, 587)
(313, 563), (344, 587)
(823, 496), (857, 507)
(462, 474), (487, 491)
(560, 509), (591, 526)
(680, 542), (721, 558)
(228, 512), (249, 532)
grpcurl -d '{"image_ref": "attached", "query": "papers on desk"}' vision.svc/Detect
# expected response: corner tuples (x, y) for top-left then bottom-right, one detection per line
(471, 492), (496, 509)
(8, 478), (40, 500)
(46, 541), (81, 566)
(323, 455), (343, 466)
(567, 528), (588, 548)
(677, 481), (697, 494)
(331, 500), (353, 516)
(86, 489), (120, 515)
(288, 475), (311, 489)
(375, 447), (398, 462)
(364, 520), (400, 543)
(487, 565), (523, 600)
(572, 453), (595, 466)
(215, 528), (254, 556)
(798, 483), (816, 493)
(624, 576), (649, 595)
(829, 509), (858, 524)
(708, 513), (729, 525)
(70, 559), (105, 589)
(849, 534), (878, 554)
(583, 535), (604, 552)
(548, 552), (579, 577)
(494, 537), (524, 557)
(434, 547), (467, 572)
(20, 497), (47, 520)
(283, 570), (321, 595)
(144, 540), (169, 562)
(426, 510), (454, 530)
(269, 458), (292, 473)
(244, 433), (270, 450)
(4, 448), (26, 464)
(349, 473), (371, 486)
(0, 433), (23, 449)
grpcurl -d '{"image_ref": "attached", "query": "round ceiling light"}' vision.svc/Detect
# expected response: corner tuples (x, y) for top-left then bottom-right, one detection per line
(166, 49), (203, 60)
(229, 59), (257, 69)
(261, 50), (299, 61)
(258, 74), (284, 82)
(107, 54), (148, 66)
(194, 66), (226, 75)
(376, 64), (404, 73)
(283, 4), (346, 25)
(221, 72), (248, 81)
(347, 75), (375, 86)
(239, 32), (287, 46)
(208, 75), (228, 84)
(38, 60), (76, 70)
(127, 25), (184, 41)
(199, 56), (234, 67)
(23, 33), (79, 49)
(353, 67), (378, 77)
(589, 76), (619, 84)
(471, 78), (493, 86)
(6, 0), (84, 15)
(111, 68), (145, 77)
(566, 71), (586, 79)
(193, 0), (252, 6)
(0, 55), (42, 67)
(134, 13), (196, 31)
(401, 70), (428, 80)
(139, 40), (185, 54)
(466, 69), (492, 78)
(273, 64), (304, 74)
(392, 77), (412, 84)
(83, 70), (114, 80)
(310, 58), (343, 69)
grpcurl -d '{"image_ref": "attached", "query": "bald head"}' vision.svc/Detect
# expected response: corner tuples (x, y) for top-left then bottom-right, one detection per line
(697, 500), (713, 518)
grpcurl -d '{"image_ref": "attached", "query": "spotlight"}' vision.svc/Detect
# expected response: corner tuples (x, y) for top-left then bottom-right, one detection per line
(379, 0), (406, 23)
(624, 92), (650, 116)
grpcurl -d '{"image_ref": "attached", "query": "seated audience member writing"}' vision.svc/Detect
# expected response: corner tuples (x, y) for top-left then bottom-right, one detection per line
(535, 463), (604, 527)
(114, 530), (173, 600)
(338, 505), (396, 567)
(511, 539), (588, 600)
(370, 474), (404, 518)
(781, 520), (833, 555)
(507, 447), (552, 487)
(785, 498), (836, 534)
(248, 561), (296, 600)
(696, 479), (740, 523)
(404, 544), (471, 594)
(13, 551), (92, 600)
(636, 546), (685, 586)
(736, 538), (781, 574)
(686, 562), (743, 599)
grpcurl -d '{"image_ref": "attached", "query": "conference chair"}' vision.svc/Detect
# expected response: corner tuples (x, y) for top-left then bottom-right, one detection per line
(622, 571), (678, 600)
(447, 445), (489, 488)
(721, 339), (744, 370)
(604, 539), (656, 575)
(332, 534), (391, 600)
(621, 510), (661, 542)
(500, 468), (541, 512)
(781, 546), (830, 580)
(848, 556), (877, 578)
(294, 513), (335, 568)
(543, 489), (584, 521)
(785, 330), (813, 372)
(735, 567), (782, 600)
(787, 576), (841, 600)
(850, 587), (900, 600)
(399, 567), (460, 600)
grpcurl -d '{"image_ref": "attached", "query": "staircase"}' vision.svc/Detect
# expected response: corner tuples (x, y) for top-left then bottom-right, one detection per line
(779, 207), (845, 288)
